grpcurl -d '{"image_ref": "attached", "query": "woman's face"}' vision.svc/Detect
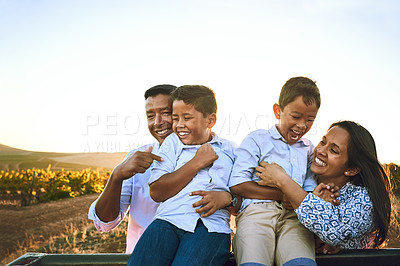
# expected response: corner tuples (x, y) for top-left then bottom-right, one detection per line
(310, 126), (351, 186)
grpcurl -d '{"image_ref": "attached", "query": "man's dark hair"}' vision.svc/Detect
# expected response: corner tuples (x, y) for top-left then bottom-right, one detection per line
(144, 84), (177, 99)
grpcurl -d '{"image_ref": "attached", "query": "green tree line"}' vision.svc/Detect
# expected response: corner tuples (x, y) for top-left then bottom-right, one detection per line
(384, 163), (400, 194)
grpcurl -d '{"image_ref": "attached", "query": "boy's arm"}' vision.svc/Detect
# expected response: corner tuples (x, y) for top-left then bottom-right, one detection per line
(229, 132), (283, 201)
(230, 181), (283, 201)
(150, 143), (218, 202)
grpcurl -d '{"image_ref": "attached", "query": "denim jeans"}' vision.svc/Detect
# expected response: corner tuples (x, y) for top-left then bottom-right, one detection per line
(128, 219), (231, 266)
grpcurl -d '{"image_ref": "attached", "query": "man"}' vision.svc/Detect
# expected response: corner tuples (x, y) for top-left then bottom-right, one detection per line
(88, 84), (238, 253)
(88, 84), (176, 253)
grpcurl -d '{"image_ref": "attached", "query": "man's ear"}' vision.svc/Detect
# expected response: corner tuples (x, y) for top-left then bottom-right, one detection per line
(273, 104), (281, 119)
(345, 167), (360, 177)
(207, 113), (217, 128)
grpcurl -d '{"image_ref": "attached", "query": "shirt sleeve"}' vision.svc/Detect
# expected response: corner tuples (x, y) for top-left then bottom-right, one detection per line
(149, 134), (177, 185)
(229, 133), (262, 187)
(87, 146), (151, 232)
(302, 143), (317, 192)
(295, 192), (374, 247)
(87, 175), (133, 232)
(302, 167), (317, 192)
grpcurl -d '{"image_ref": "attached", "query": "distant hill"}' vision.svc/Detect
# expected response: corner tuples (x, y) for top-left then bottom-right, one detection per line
(0, 143), (126, 171)
(0, 143), (30, 153)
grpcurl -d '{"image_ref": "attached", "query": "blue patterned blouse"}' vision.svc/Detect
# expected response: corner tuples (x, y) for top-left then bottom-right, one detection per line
(295, 182), (375, 249)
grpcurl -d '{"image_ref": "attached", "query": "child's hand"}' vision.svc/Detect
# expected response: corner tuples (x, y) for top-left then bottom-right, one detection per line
(193, 143), (219, 169)
(313, 182), (340, 206)
(315, 236), (341, 254)
(190, 190), (231, 217)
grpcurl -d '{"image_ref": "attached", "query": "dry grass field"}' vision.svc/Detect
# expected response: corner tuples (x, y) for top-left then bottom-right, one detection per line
(2, 193), (400, 265)
(1, 143), (399, 265)
(0, 193), (129, 265)
(0, 143), (126, 171)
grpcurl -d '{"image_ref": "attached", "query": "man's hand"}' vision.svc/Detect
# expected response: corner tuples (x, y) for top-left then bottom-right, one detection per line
(190, 190), (231, 217)
(313, 182), (340, 206)
(113, 146), (162, 181)
(192, 143), (219, 169)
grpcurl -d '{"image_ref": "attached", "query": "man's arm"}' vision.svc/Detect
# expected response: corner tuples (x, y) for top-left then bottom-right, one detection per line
(95, 146), (162, 222)
(150, 143), (218, 202)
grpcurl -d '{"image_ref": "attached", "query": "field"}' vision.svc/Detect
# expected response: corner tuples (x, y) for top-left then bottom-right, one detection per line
(0, 144), (129, 265)
(1, 192), (399, 266)
(0, 193), (129, 265)
(1, 143), (399, 265)
(0, 143), (126, 171)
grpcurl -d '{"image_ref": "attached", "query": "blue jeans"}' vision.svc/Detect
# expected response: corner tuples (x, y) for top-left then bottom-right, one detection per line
(128, 219), (231, 266)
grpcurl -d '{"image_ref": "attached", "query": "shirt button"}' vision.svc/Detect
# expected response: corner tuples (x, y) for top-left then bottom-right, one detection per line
(292, 159), (296, 162)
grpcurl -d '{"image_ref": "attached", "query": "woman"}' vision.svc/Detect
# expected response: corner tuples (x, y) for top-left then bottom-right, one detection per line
(256, 120), (392, 251)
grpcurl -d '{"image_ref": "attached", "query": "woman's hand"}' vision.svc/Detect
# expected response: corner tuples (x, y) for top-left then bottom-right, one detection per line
(255, 161), (289, 188)
(315, 236), (341, 254)
(282, 194), (294, 210)
(313, 182), (340, 206)
(255, 161), (308, 209)
(190, 190), (231, 217)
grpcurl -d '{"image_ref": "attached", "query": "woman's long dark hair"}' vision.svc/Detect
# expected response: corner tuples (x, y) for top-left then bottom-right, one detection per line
(330, 121), (391, 247)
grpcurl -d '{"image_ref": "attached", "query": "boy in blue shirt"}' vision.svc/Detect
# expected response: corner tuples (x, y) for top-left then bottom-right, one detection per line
(128, 85), (237, 266)
(230, 77), (321, 266)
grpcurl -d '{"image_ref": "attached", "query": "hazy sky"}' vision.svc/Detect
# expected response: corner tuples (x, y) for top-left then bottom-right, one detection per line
(1, 0), (399, 164)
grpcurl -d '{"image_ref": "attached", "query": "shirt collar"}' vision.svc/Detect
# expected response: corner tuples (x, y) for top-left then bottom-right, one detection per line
(209, 132), (223, 145)
(179, 132), (223, 149)
(268, 125), (310, 146)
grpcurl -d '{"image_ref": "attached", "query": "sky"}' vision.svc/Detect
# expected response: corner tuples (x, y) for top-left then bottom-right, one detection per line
(0, 0), (399, 164)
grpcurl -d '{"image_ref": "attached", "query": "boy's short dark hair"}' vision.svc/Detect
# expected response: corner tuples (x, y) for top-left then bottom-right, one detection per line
(279, 77), (321, 110)
(144, 84), (177, 100)
(171, 85), (217, 117)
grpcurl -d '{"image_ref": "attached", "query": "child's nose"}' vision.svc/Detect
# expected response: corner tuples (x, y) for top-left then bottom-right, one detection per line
(176, 118), (184, 128)
(297, 120), (307, 129)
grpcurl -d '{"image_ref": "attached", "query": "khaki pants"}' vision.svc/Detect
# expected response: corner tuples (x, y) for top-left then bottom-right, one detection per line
(233, 202), (315, 266)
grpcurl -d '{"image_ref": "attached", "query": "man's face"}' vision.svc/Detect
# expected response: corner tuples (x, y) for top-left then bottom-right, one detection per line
(145, 94), (173, 144)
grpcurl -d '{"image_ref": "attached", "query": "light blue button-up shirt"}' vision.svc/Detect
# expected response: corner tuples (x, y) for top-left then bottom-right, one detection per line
(229, 125), (316, 212)
(88, 143), (160, 253)
(149, 133), (236, 234)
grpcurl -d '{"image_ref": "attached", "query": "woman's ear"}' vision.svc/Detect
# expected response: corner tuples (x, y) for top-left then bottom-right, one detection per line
(273, 104), (281, 119)
(344, 167), (360, 177)
(207, 113), (217, 128)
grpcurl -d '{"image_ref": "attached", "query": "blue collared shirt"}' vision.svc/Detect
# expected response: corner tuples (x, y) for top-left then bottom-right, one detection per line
(149, 133), (236, 234)
(88, 143), (160, 253)
(229, 125), (316, 212)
